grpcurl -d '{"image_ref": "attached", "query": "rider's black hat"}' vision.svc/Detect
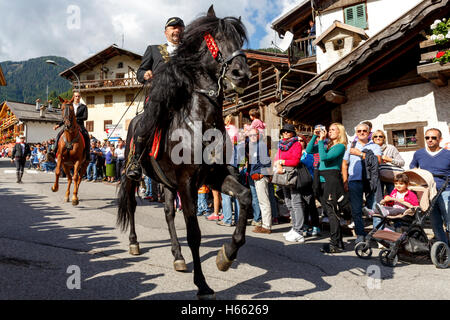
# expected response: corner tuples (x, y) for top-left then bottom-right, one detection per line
(165, 17), (185, 28)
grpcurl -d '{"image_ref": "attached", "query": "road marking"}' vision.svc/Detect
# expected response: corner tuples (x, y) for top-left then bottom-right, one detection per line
(4, 170), (39, 174)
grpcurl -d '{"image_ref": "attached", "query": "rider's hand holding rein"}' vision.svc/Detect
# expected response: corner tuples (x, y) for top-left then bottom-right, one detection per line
(53, 124), (60, 130)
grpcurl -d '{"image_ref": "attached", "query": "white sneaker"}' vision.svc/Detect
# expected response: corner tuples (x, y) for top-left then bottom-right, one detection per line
(139, 188), (146, 194)
(285, 230), (305, 243)
(283, 228), (294, 238)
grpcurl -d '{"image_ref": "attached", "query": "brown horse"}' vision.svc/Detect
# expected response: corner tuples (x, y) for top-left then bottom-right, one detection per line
(51, 96), (88, 206)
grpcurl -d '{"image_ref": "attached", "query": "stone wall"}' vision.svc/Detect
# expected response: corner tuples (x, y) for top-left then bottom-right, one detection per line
(341, 78), (450, 167)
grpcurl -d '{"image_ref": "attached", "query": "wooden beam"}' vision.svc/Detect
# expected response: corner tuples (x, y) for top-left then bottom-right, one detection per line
(324, 90), (348, 104)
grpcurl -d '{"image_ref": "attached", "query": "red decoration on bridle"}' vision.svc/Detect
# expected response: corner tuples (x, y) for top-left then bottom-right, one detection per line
(204, 33), (220, 59)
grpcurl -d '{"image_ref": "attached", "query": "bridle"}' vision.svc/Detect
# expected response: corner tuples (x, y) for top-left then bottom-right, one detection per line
(196, 33), (247, 98)
(63, 103), (75, 131)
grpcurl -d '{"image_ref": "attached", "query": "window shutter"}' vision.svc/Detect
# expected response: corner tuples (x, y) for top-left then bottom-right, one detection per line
(355, 4), (367, 29)
(345, 7), (356, 26)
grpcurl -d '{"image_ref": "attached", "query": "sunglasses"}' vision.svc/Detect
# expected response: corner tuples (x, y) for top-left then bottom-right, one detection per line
(425, 136), (438, 141)
(249, 134), (258, 137)
(372, 135), (384, 139)
(357, 130), (368, 133)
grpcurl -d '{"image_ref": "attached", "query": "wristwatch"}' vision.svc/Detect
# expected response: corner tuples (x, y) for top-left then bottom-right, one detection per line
(278, 160), (283, 165)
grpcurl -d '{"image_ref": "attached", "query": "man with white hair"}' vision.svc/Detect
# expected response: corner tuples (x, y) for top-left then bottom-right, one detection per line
(343, 123), (382, 245)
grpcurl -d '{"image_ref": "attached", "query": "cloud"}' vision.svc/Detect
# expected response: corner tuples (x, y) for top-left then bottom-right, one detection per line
(0, 0), (290, 63)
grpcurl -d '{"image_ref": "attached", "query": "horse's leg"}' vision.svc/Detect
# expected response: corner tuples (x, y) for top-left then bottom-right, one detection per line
(163, 186), (187, 272)
(52, 154), (62, 192)
(71, 161), (81, 206)
(216, 173), (251, 272)
(63, 165), (72, 203)
(178, 184), (215, 300)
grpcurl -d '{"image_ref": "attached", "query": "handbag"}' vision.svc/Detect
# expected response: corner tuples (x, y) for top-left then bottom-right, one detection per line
(272, 166), (297, 187)
(379, 164), (404, 183)
(296, 162), (313, 190)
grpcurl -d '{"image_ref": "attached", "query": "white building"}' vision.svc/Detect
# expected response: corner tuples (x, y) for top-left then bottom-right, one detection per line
(60, 44), (145, 142)
(275, 0), (450, 166)
(0, 101), (61, 144)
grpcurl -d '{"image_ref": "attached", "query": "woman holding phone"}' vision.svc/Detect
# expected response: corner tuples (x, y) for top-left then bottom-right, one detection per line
(306, 123), (351, 253)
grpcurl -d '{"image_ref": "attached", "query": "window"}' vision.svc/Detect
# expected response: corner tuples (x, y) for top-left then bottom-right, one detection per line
(104, 120), (113, 132)
(116, 73), (125, 79)
(86, 121), (94, 132)
(86, 96), (95, 108)
(104, 95), (113, 107)
(384, 121), (427, 152)
(344, 3), (367, 29)
(86, 74), (95, 81)
(118, 62), (124, 69)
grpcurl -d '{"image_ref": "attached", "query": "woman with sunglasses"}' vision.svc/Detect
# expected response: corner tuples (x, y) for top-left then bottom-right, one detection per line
(274, 124), (305, 243)
(307, 123), (351, 253)
(372, 130), (405, 195)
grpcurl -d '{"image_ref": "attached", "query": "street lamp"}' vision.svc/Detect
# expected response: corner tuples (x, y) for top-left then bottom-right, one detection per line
(46, 59), (81, 92)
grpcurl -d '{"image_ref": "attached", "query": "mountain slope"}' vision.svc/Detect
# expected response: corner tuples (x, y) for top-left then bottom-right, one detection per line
(0, 56), (74, 104)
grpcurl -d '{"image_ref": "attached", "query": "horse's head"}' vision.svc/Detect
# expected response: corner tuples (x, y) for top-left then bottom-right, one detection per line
(59, 96), (76, 130)
(180, 6), (251, 95)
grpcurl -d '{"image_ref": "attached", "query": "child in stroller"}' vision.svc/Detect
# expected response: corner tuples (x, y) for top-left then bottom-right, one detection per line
(363, 173), (419, 226)
(355, 169), (449, 269)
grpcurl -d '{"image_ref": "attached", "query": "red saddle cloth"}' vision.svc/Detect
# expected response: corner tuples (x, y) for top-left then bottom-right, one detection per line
(129, 128), (162, 159)
(149, 129), (162, 159)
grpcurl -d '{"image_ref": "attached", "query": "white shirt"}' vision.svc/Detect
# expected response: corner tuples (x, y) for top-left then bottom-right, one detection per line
(114, 147), (125, 160)
(167, 42), (178, 56)
(73, 102), (80, 115)
(426, 147), (443, 157)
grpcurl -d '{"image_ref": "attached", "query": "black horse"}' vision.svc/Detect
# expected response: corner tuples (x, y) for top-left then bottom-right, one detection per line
(117, 6), (252, 299)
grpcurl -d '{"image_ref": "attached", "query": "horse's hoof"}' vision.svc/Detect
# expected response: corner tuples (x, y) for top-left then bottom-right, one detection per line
(216, 245), (234, 272)
(72, 199), (79, 206)
(52, 187), (58, 193)
(197, 292), (216, 300)
(129, 243), (140, 256)
(174, 260), (188, 272)
(64, 197), (70, 203)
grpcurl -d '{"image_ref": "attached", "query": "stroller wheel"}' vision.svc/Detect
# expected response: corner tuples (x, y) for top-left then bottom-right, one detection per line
(379, 249), (398, 267)
(355, 242), (372, 259)
(431, 242), (449, 269)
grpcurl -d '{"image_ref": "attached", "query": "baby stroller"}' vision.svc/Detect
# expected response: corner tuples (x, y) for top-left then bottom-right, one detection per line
(355, 169), (449, 269)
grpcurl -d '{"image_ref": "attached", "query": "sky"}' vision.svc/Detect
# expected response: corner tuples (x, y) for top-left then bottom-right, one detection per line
(0, 0), (299, 64)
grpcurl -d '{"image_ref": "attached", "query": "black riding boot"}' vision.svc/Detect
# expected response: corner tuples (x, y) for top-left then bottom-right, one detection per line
(126, 136), (144, 181)
(16, 171), (21, 183)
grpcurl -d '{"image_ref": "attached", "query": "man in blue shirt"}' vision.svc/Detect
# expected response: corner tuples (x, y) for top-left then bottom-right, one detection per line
(410, 128), (450, 245)
(343, 123), (382, 244)
(86, 140), (102, 182)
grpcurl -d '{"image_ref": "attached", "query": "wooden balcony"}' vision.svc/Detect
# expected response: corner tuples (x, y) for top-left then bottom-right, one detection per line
(417, 39), (450, 87)
(74, 77), (141, 93)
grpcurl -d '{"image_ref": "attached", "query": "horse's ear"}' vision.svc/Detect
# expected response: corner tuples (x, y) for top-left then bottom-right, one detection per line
(69, 96), (74, 104)
(58, 96), (64, 103)
(207, 5), (216, 18)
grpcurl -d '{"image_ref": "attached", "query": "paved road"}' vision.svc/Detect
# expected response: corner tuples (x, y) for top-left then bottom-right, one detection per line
(0, 158), (448, 300)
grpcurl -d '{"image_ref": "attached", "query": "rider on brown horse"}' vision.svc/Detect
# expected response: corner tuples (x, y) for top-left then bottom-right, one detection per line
(53, 91), (90, 161)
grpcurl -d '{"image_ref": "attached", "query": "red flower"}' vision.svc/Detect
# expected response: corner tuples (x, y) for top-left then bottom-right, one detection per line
(436, 51), (445, 59)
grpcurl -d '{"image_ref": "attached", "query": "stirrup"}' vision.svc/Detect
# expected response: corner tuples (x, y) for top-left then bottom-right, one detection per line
(126, 159), (142, 181)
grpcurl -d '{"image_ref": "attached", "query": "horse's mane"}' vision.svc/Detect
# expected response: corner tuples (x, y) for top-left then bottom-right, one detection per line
(143, 14), (247, 139)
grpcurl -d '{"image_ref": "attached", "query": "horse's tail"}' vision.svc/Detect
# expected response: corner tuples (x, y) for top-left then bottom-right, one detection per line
(117, 174), (138, 232)
(116, 115), (140, 232)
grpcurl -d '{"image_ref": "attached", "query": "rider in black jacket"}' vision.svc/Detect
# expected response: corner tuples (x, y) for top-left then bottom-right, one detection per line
(126, 17), (184, 181)
(53, 92), (90, 161)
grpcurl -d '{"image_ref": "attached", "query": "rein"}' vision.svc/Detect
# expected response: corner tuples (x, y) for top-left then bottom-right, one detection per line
(196, 33), (246, 98)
